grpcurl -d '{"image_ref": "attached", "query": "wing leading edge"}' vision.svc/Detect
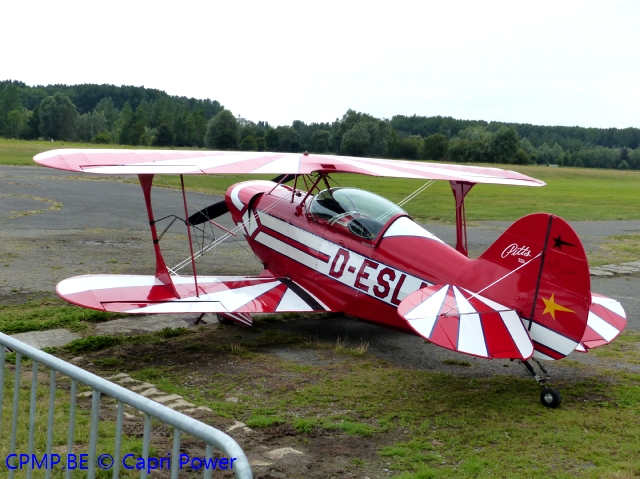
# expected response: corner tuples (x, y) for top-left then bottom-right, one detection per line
(34, 149), (545, 187)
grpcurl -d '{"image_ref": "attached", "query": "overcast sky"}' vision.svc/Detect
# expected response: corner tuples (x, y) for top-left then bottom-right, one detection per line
(3, 0), (639, 129)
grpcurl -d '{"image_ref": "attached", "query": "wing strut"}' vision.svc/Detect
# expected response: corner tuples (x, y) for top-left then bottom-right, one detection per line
(138, 175), (179, 298)
(450, 181), (474, 257)
(180, 174), (200, 297)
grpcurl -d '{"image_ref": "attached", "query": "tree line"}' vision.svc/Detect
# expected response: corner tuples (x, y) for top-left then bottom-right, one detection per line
(1, 79), (639, 170)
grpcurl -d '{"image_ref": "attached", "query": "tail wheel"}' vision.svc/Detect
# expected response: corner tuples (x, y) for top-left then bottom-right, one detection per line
(540, 387), (561, 408)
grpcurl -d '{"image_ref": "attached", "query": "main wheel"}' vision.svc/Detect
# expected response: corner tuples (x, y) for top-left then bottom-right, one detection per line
(216, 313), (233, 325)
(540, 387), (561, 408)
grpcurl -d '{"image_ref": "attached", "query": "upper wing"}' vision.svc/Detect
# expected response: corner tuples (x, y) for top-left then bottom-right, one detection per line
(57, 274), (332, 316)
(34, 149), (545, 187)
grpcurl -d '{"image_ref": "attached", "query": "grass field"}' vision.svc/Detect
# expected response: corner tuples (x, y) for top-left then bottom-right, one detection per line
(3, 301), (640, 478)
(2, 136), (640, 477)
(2, 138), (640, 222)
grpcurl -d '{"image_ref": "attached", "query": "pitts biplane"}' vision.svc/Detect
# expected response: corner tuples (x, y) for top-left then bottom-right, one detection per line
(34, 149), (627, 407)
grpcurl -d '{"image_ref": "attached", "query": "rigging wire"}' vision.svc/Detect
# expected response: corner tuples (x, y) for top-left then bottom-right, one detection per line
(375, 179), (436, 222)
(168, 180), (295, 274)
(152, 175), (262, 273)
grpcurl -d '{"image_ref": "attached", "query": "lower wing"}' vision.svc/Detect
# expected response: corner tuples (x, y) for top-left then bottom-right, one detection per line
(57, 274), (331, 316)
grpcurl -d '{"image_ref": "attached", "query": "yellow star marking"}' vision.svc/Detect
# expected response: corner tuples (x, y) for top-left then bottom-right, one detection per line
(542, 294), (575, 320)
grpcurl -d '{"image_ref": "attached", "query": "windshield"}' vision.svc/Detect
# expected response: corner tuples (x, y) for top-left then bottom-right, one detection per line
(309, 188), (406, 240)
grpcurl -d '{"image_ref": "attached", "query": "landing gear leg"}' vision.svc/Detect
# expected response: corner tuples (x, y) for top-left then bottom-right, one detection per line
(519, 359), (561, 408)
(181, 313), (208, 326)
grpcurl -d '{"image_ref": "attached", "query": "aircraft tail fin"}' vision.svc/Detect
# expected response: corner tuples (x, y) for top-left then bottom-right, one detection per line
(472, 213), (591, 360)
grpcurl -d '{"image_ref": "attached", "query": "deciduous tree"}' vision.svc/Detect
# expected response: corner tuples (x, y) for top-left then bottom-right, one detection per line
(204, 110), (239, 150)
(240, 135), (257, 151)
(39, 93), (78, 140)
(488, 126), (519, 164)
(265, 128), (280, 151)
(421, 133), (448, 160)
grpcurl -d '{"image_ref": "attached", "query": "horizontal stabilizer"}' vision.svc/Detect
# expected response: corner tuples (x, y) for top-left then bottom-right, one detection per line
(575, 293), (627, 352)
(398, 284), (534, 360)
(57, 274), (331, 315)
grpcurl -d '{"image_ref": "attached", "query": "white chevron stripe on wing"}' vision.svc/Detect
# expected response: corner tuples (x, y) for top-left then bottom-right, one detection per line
(453, 287), (487, 357)
(351, 158), (538, 186)
(82, 152), (274, 174)
(252, 154), (301, 173)
(124, 281), (281, 314)
(337, 157), (423, 178)
(275, 288), (315, 312)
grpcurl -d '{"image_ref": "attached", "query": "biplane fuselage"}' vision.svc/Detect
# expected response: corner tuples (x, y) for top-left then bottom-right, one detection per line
(228, 180), (468, 333)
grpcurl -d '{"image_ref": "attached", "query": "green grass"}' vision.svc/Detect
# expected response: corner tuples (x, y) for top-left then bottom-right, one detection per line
(1, 363), (144, 478)
(60, 327), (192, 355)
(245, 415), (285, 428)
(589, 234), (640, 266)
(12, 301), (638, 478)
(3, 138), (640, 222)
(278, 365), (640, 477)
(0, 297), (120, 334)
(0, 138), (129, 166)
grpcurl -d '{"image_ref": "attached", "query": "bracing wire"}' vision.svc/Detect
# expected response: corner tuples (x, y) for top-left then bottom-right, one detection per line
(375, 179), (436, 222)
(169, 182), (295, 274)
(439, 252), (543, 317)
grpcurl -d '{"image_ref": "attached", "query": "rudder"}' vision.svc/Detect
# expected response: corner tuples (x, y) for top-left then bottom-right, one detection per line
(470, 213), (590, 360)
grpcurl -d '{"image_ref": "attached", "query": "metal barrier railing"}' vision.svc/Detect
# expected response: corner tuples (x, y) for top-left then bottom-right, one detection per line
(0, 332), (253, 479)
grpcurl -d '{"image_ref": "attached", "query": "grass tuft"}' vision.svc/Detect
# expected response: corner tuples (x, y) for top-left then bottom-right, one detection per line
(335, 336), (370, 356)
(293, 418), (317, 433)
(245, 415), (284, 428)
(64, 335), (124, 354)
(442, 358), (473, 367)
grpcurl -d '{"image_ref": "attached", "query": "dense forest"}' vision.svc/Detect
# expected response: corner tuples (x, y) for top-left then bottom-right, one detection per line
(2, 79), (639, 170)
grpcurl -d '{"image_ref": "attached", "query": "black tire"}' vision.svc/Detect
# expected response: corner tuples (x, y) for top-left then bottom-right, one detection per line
(540, 387), (561, 408)
(216, 313), (233, 325)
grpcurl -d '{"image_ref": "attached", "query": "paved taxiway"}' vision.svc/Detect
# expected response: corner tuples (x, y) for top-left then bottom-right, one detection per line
(1, 164), (639, 380)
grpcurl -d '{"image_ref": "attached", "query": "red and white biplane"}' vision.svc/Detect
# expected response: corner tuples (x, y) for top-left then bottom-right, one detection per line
(34, 149), (627, 407)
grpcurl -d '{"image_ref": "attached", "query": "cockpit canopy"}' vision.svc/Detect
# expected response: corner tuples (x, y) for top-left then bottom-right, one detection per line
(309, 188), (407, 240)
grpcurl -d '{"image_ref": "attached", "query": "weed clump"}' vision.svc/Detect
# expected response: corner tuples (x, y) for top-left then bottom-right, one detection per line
(245, 415), (284, 428)
(442, 358), (472, 367)
(65, 335), (123, 354)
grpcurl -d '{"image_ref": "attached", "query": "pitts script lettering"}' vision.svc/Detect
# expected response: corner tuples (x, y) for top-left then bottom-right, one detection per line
(501, 243), (532, 259)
